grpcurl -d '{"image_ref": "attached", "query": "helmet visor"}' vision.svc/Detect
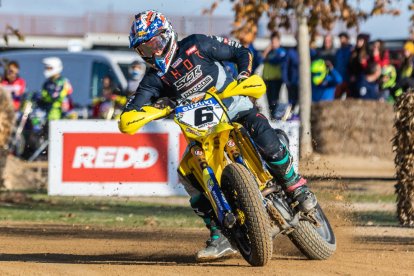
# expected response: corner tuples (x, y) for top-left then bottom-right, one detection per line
(135, 33), (169, 58)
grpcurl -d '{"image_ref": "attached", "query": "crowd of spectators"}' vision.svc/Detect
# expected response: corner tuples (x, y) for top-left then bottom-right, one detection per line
(246, 31), (414, 118)
(0, 59), (143, 120)
(1, 31), (413, 123)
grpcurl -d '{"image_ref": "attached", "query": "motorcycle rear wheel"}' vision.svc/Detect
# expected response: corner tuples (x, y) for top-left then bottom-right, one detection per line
(221, 163), (272, 266)
(288, 204), (336, 260)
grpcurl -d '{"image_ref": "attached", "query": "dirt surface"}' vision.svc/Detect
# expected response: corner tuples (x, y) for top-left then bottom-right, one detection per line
(300, 154), (395, 179)
(0, 212), (412, 276)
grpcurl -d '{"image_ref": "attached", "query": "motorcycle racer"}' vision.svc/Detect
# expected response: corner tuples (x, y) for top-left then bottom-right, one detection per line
(38, 57), (73, 120)
(119, 10), (317, 262)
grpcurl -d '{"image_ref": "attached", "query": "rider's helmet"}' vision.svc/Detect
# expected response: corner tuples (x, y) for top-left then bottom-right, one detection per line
(381, 65), (397, 89)
(129, 10), (178, 74)
(311, 59), (328, 86)
(42, 57), (63, 79)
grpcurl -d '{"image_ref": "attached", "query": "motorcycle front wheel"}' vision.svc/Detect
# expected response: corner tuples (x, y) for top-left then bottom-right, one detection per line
(221, 163), (273, 266)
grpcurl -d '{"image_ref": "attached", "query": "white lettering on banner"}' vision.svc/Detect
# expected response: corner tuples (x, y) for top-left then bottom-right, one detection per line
(48, 120), (299, 196)
(72, 146), (159, 169)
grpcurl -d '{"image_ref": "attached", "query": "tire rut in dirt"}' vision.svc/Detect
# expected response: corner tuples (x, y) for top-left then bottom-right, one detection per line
(221, 163), (272, 266)
(288, 204), (336, 260)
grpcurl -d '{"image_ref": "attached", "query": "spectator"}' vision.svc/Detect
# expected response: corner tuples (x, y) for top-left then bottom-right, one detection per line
(127, 60), (146, 95)
(262, 31), (287, 114)
(399, 41), (414, 79)
(335, 32), (352, 82)
(355, 61), (382, 100)
(311, 59), (342, 102)
(93, 75), (126, 119)
(380, 65), (403, 102)
(349, 34), (370, 81)
(38, 57), (73, 120)
(370, 39), (389, 68)
(393, 42), (414, 96)
(282, 47), (300, 110)
(334, 32), (353, 99)
(317, 34), (336, 65)
(0, 60), (26, 111)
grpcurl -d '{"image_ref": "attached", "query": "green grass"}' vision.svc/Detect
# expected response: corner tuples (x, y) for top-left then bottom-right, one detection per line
(345, 192), (396, 204)
(0, 180), (400, 228)
(0, 192), (204, 229)
(355, 211), (399, 226)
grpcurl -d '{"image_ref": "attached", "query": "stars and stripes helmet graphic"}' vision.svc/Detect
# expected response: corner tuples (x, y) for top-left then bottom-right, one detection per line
(129, 10), (178, 74)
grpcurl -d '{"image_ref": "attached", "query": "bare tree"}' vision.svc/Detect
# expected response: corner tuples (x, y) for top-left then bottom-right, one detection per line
(1, 24), (24, 46)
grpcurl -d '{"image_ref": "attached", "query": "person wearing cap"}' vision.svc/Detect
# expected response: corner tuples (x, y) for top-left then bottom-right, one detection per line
(38, 57), (73, 120)
(311, 59), (342, 102)
(0, 61), (26, 111)
(127, 60), (146, 95)
(399, 41), (414, 79)
(390, 41), (414, 97)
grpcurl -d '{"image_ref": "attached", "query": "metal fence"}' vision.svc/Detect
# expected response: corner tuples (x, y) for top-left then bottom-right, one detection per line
(0, 12), (235, 37)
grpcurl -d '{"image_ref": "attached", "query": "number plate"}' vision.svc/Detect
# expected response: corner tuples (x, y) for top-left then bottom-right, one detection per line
(175, 98), (224, 130)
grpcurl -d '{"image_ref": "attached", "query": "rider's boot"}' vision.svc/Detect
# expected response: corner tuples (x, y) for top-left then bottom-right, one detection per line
(266, 145), (317, 213)
(189, 195), (237, 262)
(195, 219), (238, 262)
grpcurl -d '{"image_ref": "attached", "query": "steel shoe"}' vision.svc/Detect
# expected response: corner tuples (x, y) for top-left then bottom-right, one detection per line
(287, 178), (318, 213)
(196, 233), (238, 262)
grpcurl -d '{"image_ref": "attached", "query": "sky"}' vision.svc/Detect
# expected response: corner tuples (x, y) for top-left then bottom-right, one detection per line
(0, 0), (412, 39)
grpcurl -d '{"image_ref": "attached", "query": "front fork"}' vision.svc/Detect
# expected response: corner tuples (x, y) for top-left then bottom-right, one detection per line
(190, 145), (236, 228)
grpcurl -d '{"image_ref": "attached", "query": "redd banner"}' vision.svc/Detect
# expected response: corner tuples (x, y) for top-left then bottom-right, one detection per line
(62, 133), (169, 182)
(48, 120), (186, 196)
(48, 120), (298, 196)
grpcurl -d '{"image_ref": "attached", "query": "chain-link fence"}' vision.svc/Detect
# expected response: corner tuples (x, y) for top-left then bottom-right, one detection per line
(0, 12), (235, 37)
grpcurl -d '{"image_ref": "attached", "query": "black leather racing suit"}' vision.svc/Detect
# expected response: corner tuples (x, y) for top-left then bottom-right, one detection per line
(124, 34), (298, 223)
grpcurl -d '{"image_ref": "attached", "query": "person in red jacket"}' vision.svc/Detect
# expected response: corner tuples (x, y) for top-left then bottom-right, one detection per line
(0, 61), (26, 111)
(371, 39), (389, 68)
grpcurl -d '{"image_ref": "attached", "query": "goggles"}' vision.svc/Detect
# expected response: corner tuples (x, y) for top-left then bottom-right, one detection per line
(134, 32), (169, 58)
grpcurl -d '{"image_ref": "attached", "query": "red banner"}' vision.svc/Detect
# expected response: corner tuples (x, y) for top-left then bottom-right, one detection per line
(62, 133), (168, 182)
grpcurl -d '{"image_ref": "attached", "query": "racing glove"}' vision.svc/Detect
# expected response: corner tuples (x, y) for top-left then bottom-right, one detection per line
(236, 71), (250, 84)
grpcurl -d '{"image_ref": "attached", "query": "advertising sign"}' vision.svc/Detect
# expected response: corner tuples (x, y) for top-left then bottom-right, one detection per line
(49, 119), (299, 196)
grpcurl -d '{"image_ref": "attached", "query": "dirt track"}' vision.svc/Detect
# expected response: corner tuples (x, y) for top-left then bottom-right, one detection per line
(0, 217), (413, 276)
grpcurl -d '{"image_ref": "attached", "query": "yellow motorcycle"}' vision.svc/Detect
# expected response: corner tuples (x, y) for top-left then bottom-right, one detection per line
(119, 75), (336, 266)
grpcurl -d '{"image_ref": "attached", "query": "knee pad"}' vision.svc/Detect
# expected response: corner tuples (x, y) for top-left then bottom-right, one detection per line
(274, 129), (290, 148)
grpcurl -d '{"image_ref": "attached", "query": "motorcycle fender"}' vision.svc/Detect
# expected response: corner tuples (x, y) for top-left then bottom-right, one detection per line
(219, 75), (266, 100)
